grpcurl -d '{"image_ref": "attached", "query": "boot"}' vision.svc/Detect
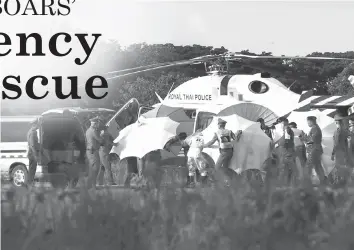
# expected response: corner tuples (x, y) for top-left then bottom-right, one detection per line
(186, 175), (195, 188)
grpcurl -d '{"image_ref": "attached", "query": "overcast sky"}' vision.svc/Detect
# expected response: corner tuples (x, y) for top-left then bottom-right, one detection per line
(66, 0), (354, 56)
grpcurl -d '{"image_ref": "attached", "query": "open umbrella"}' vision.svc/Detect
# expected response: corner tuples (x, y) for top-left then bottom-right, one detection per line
(110, 117), (180, 159)
(201, 113), (272, 173)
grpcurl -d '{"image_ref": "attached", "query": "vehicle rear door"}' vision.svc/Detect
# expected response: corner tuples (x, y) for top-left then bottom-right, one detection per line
(106, 98), (140, 139)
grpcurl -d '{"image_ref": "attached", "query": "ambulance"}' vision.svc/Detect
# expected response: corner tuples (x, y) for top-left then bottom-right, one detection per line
(0, 101), (139, 187)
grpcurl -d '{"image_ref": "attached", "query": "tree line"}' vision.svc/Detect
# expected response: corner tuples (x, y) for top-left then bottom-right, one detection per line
(2, 41), (354, 115)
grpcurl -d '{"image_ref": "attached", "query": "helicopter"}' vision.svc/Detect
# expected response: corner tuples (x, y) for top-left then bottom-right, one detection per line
(102, 52), (354, 127)
(103, 52), (354, 179)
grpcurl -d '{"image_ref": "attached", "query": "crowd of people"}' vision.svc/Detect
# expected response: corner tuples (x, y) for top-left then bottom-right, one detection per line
(260, 114), (354, 187)
(25, 111), (354, 189)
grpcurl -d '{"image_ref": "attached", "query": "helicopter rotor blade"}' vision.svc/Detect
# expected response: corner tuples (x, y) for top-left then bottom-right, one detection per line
(103, 54), (221, 76)
(226, 53), (354, 61)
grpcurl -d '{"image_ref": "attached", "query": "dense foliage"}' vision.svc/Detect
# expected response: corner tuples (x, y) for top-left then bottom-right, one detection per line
(2, 41), (354, 115)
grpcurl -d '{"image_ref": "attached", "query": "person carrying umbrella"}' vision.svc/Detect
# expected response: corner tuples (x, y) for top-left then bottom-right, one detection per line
(300, 116), (326, 184)
(257, 118), (274, 140)
(204, 118), (242, 177)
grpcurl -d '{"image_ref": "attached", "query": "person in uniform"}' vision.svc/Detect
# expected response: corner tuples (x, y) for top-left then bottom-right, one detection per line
(204, 118), (242, 177)
(97, 125), (116, 186)
(329, 114), (350, 186)
(184, 130), (208, 187)
(289, 122), (307, 180)
(257, 118), (274, 140)
(300, 116), (326, 184)
(27, 118), (40, 185)
(85, 116), (104, 189)
(277, 118), (297, 185)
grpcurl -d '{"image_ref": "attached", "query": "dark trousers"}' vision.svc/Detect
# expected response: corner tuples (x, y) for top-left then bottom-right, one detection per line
(124, 157), (138, 187)
(215, 148), (233, 169)
(28, 157), (38, 184)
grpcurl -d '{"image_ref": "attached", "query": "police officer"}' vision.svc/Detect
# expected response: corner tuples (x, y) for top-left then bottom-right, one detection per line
(97, 125), (116, 186)
(27, 118), (40, 185)
(204, 118), (242, 176)
(289, 122), (307, 179)
(85, 116), (103, 189)
(300, 116), (326, 184)
(330, 114), (350, 186)
(277, 118), (297, 185)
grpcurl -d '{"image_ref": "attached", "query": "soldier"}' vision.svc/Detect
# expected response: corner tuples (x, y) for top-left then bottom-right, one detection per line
(277, 118), (297, 185)
(27, 118), (40, 185)
(289, 122), (307, 179)
(97, 125), (116, 186)
(85, 116), (104, 189)
(330, 114), (350, 186)
(204, 118), (242, 177)
(300, 116), (326, 184)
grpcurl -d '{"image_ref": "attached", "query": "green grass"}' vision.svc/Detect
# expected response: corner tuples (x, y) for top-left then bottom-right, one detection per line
(2, 172), (354, 250)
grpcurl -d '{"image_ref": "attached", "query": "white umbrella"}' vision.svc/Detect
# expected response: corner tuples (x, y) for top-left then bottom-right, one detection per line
(201, 113), (272, 173)
(110, 117), (180, 159)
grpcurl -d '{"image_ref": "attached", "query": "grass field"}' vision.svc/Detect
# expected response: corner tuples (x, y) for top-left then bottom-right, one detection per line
(3, 160), (354, 250)
(2, 172), (354, 250)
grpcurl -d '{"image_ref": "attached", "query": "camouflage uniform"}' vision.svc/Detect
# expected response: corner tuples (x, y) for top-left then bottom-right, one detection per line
(278, 126), (297, 185)
(302, 124), (326, 184)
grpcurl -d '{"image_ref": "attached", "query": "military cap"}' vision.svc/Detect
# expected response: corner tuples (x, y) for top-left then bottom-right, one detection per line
(334, 113), (346, 121)
(307, 116), (317, 121)
(289, 122), (297, 127)
(218, 118), (227, 124)
(90, 116), (102, 123)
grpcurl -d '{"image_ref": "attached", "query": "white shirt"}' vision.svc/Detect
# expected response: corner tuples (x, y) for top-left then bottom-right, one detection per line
(186, 134), (204, 158)
(291, 128), (305, 147)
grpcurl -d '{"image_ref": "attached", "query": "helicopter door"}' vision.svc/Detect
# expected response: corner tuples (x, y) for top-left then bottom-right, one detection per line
(106, 98), (140, 139)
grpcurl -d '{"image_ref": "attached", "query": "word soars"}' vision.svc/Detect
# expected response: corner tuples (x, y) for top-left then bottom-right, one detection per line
(0, 0), (75, 16)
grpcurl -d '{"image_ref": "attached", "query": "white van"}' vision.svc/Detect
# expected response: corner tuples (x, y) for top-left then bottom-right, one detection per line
(0, 116), (45, 186)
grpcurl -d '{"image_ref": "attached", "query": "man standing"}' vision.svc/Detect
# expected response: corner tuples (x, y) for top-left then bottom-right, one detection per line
(300, 116), (326, 184)
(85, 117), (103, 189)
(277, 118), (297, 185)
(289, 122), (307, 179)
(97, 125), (116, 186)
(27, 118), (40, 186)
(330, 114), (350, 186)
(204, 118), (242, 176)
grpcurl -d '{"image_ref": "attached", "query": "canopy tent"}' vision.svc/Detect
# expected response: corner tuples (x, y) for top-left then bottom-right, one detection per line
(217, 102), (279, 126)
(201, 113), (272, 173)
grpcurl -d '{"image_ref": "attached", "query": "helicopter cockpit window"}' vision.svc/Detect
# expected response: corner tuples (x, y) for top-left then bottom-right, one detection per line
(248, 81), (269, 94)
(195, 111), (216, 132)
